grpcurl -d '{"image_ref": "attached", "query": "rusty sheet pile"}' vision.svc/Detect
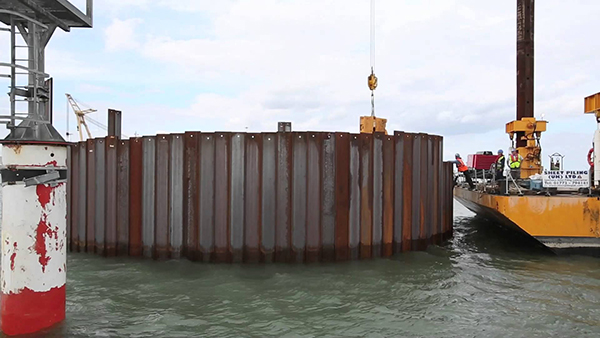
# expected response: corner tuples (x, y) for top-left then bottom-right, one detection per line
(66, 131), (454, 263)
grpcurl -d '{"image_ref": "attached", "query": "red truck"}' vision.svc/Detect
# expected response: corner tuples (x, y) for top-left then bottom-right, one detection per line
(467, 151), (500, 170)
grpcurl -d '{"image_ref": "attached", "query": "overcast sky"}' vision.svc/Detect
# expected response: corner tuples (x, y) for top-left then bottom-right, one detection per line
(0, 0), (598, 169)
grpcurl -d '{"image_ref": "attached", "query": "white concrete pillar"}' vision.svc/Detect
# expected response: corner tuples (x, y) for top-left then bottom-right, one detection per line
(1, 144), (67, 336)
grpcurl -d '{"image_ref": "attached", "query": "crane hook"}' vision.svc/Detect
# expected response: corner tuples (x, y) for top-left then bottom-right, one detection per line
(368, 67), (378, 117)
(368, 67), (378, 91)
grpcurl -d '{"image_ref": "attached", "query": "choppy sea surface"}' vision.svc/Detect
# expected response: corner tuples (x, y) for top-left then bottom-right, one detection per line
(2, 198), (600, 337)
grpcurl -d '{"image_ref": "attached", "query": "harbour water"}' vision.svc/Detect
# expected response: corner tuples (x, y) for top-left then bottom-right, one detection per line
(3, 201), (600, 337)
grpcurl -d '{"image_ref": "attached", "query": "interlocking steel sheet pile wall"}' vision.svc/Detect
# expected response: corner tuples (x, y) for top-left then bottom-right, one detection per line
(66, 131), (454, 263)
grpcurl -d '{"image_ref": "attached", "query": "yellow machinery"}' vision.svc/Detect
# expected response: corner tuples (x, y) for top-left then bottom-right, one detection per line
(505, 117), (547, 178)
(584, 92), (600, 117)
(454, 94), (600, 254)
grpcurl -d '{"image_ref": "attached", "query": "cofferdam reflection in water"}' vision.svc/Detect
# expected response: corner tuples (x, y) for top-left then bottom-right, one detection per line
(18, 203), (600, 337)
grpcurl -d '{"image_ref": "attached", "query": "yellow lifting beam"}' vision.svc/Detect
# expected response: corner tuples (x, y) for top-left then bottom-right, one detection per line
(585, 92), (600, 118)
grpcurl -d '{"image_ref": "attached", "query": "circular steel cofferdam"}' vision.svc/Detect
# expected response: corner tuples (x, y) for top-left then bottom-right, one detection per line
(66, 131), (454, 263)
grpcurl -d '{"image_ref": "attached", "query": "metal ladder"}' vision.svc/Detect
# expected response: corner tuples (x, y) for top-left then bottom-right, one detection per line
(0, 11), (51, 130)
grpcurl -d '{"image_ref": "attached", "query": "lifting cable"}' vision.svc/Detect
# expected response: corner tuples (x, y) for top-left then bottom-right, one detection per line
(367, 0), (378, 117)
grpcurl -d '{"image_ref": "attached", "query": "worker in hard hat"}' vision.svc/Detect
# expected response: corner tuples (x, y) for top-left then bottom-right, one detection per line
(495, 149), (505, 180)
(508, 148), (523, 179)
(454, 153), (475, 190)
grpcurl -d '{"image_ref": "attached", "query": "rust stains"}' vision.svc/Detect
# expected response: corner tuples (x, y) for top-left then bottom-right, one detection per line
(4, 144), (22, 154)
(583, 200), (600, 237)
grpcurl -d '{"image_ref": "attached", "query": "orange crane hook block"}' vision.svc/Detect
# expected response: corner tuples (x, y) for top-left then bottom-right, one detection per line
(360, 68), (387, 135)
(368, 68), (378, 91)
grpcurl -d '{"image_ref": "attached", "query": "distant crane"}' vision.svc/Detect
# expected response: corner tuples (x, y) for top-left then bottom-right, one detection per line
(66, 93), (128, 141)
(66, 93), (95, 141)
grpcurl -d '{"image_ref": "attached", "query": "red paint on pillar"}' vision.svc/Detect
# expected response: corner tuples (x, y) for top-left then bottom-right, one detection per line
(27, 161), (59, 168)
(35, 217), (57, 272)
(10, 243), (17, 271)
(36, 184), (53, 209)
(34, 183), (61, 273)
(1, 285), (66, 336)
(9, 253), (16, 271)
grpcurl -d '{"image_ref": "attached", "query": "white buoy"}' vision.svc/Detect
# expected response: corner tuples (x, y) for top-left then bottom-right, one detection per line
(1, 143), (68, 336)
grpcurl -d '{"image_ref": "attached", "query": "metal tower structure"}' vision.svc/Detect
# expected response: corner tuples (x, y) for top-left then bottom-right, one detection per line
(0, 0), (93, 142)
(515, 0), (535, 148)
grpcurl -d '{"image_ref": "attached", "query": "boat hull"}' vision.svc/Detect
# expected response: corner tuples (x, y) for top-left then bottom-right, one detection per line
(454, 187), (600, 255)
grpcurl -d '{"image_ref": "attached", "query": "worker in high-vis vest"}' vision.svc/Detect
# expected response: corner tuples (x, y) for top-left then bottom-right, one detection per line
(509, 148), (523, 169)
(495, 149), (505, 180)
(454, 153), (475, 190)
(508, 148), (523, 178)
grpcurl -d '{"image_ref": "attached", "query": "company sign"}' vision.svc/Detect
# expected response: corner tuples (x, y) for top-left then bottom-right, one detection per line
(542, 170), (589, 188)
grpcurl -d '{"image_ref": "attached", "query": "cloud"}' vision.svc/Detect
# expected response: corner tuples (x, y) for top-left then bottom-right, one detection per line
(128, 0), (598, 146)
(104, 18), (143, 52)
(137, 0), (519, 136)
(77, 84), (113, 94)
(170, 92), (270, 132)
(46, 48), (102, 79)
